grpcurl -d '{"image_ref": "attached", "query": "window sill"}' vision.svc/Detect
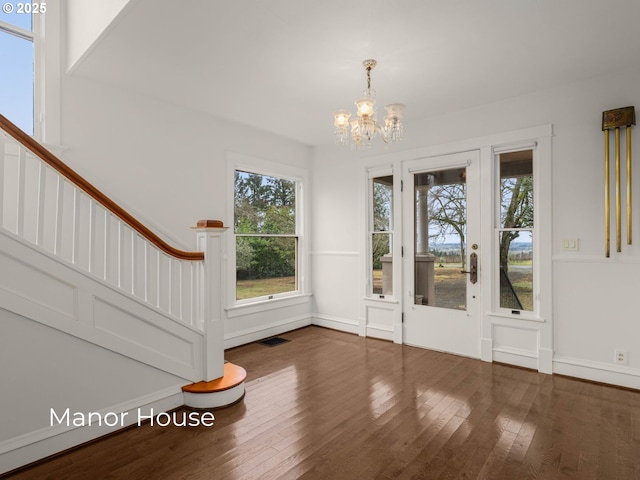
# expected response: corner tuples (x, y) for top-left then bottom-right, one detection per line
(363, 295), (399, 305)
(226, 293), (312, 318)
(488, 312), (545, 323)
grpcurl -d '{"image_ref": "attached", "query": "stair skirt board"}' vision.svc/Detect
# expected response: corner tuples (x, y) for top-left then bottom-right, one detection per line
(182, 362), (247, 409)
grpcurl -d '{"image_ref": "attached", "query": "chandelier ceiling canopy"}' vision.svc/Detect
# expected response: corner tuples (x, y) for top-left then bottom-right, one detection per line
(333, 59), (405, 149)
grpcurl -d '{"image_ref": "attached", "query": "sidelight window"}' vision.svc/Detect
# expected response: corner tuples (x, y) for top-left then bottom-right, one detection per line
(496, 149), (534, 312)
(370, 175), (394, 296)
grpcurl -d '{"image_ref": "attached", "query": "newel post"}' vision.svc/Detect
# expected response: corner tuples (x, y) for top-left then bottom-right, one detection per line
(194, 220), (228, 381)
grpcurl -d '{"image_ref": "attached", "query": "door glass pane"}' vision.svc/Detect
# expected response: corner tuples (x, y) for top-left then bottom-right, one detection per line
(414, 167), (467, 310)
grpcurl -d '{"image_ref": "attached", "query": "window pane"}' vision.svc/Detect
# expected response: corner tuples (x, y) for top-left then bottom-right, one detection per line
(234, 171), (295, 235)
(499, 230), (533, 311)
(0, 31), (34, 135)
(372, 233), (392, 295)
(236, 236), (297, 300)
(0, 6), (33, 30)
(500, 150), (533, 229)
(372, 176), (392, 231)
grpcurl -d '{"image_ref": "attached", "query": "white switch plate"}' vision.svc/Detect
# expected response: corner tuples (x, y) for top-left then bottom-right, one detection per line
(562, 238), (579, 251)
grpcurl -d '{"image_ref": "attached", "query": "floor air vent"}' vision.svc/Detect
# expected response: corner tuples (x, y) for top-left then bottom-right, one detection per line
(257, 337), (290, 347)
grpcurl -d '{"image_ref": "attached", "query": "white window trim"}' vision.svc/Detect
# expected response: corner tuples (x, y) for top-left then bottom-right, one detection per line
(38, 1), (62, 148)
(226, 152), (309, 310)
(491, 140), (549, 320)
(367, 165), (397, 302)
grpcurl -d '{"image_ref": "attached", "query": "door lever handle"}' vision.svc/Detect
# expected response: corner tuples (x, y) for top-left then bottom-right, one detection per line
(460, 252), (478, 284)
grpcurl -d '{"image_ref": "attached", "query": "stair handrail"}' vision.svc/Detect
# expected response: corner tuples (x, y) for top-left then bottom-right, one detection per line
(0, 113), (204, 261)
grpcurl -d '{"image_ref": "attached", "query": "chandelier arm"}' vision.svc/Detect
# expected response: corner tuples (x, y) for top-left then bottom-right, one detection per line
(379, 126), (390, 144)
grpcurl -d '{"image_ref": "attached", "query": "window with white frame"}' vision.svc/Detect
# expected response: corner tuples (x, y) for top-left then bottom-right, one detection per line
(370, 174), (394, 297)
(496, 149), (534, 313)
(0, 3), (43, 136)
(234, 169), (300, 302)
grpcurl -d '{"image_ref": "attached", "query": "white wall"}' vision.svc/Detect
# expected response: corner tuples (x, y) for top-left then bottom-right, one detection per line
(66, 0), (131, 71)
(60, 74), (314, 345)
(47, 26), (640, 395)
(309, 149), (363, 333)
(0, 307), (187, 473)
(312, 66), (640, 388)
(0, 308), (186, 442)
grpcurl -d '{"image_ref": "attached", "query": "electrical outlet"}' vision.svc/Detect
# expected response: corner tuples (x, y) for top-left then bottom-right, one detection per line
(615, 349), (628, 365)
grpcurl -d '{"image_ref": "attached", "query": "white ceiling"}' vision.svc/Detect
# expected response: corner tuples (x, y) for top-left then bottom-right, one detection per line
(72, 0), (640, 147)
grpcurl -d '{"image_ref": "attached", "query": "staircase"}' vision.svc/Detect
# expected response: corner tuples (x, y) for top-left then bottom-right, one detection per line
(0, 113), (245, 473)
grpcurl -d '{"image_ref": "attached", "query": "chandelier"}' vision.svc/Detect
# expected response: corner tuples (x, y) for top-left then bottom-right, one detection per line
(333, 59), (405, 148)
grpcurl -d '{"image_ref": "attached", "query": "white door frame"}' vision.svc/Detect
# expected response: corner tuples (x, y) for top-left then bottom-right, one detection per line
(359, 125), (553, 373)
(401, 150), (482, 358)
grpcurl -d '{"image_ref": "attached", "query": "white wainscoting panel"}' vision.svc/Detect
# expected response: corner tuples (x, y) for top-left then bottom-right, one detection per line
(491, 322), (539, 370)
(93, 297), (198, 371)
(0, 228), (204, 381)
(0, 250), (77, 320)
(365, 304), (394, 341)
(312, 314), (359, 335)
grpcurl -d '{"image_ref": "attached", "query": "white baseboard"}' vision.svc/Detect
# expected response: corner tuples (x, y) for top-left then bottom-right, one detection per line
(0, 387), (185, 475)
(492, 346), (538, 370)
(311, 314), (359, 335)
(480, 337), (493, 362)
(553, 355), (640, 390)
(223, 315), (312, 349)
(538, 347), (553, 374)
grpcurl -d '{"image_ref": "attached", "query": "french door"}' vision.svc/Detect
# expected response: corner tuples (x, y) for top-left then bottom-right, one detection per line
(402, 150), (481, 358)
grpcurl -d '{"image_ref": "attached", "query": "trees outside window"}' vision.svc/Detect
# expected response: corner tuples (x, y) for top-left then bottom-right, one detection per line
(371, 175), (393, 295)
(426, 176), (467, 269)
(234, 170), (298, 301)
(497, 150), (534, 312)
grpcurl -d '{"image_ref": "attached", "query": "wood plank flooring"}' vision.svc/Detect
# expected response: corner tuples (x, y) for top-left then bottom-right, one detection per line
(6, 326), (640, 479)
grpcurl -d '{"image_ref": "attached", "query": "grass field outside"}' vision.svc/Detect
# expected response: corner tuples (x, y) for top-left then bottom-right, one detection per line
(373, 263), (533, 311)
(236, 275), (296, 300)
(239, 265), (533, 309)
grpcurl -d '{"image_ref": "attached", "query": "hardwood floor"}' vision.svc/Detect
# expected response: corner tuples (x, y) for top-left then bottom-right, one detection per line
(6, 326), (640, 479)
